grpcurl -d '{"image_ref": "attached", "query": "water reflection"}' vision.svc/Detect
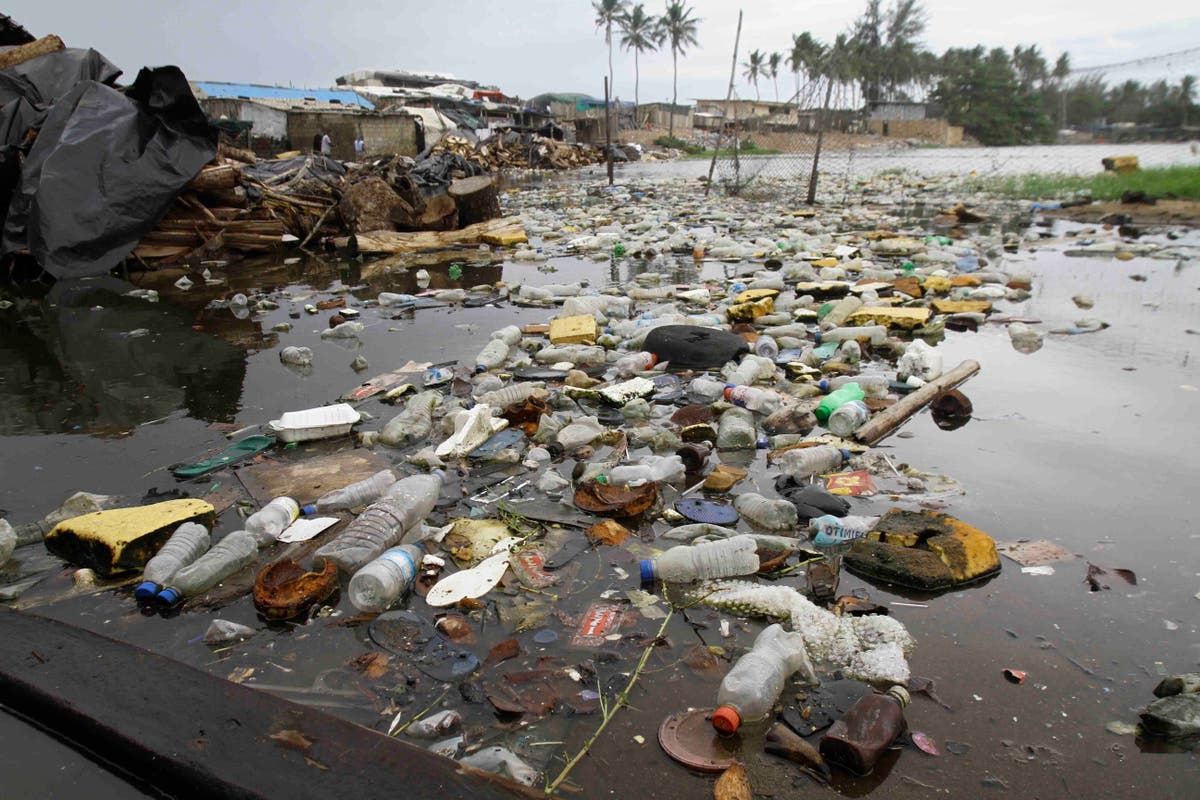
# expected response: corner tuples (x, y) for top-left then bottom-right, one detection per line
(0, 278), (248, 436)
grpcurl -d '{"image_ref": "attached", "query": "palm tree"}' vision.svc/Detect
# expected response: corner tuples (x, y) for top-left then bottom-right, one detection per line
(1182, 75), (1196, 127)
(743, 49), (766, 101)
(658, 0), (700, 138)
(620, 4), (662, 113)
(788, 32), (825, 104)
(593, 0), (629, 107)
(767, 52), (783, 102)
(1052, 52), (1071, 128)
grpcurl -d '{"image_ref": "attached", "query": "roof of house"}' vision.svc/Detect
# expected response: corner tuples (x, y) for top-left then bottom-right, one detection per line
(192, 82), (374, 110)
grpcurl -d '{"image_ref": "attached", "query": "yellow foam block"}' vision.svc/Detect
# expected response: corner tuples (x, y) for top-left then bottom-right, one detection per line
(733, 288), (779, 304)
(847, 306), (931, 329)
(931, 299), (992, 314)
(921, 276), (952, 294)
(549, 315), (598, 345)
(481, 229), (528, 246)
(45, 499), (215, 576)
(927, 517), (1002, 584)
(727, 296), (775, 322)
(812, 257), (839, 268)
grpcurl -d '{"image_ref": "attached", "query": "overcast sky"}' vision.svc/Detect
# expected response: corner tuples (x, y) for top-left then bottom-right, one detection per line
(9, 1), (1199, 102)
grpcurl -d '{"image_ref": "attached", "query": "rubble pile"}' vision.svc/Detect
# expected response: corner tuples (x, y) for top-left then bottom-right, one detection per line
(432, 133), (606, 171)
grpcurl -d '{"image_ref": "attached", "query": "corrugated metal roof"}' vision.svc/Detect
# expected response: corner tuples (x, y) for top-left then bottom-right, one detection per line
(193, 82), (373, 110)
(247, 97), (370, 113)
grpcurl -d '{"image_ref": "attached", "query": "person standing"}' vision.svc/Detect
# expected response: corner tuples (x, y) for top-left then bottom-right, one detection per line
(320, 130), (332, 157)
(354, 135), (364, 161)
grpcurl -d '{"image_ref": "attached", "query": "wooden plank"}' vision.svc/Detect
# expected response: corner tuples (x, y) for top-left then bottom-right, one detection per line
(235, 448), (390, 505)
(0, 608), (545, 800)
(853, 360), (981, 445)
(349, 216), (526, 254)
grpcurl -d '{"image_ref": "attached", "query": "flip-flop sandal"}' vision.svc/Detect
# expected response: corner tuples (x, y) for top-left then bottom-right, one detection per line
(171, 434), (275, 479)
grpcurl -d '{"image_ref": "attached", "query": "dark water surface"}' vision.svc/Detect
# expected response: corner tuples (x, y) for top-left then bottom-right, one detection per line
(1, 220), (1197, 798)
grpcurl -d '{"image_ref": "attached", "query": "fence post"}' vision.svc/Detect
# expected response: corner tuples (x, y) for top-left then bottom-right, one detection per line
(604, 77), (614, 186)
(705, 10), (743, 197)
(806, 77), (835, 205)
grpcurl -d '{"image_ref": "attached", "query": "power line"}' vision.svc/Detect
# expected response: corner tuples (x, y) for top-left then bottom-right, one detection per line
(1070, 45), (1200, 75)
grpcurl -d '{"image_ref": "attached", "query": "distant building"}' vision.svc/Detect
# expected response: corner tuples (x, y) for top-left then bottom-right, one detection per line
(636, 102), (693, 131)
(190, 82), (419, 158)
(867, 101), (963, 145)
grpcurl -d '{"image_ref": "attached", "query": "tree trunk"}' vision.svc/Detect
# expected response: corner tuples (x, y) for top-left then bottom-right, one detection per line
(670, 52), (678, 139)
(448, 175), (500, 228)
(634, 50), (640, 115)
(415, 193), (458, 231)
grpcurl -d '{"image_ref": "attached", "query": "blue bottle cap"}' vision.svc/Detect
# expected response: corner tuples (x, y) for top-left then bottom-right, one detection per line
(301, 504), (317, 516)
(431, 468), (447, 483)
(133, 581), (159, 602)
(817, 379), (829, 392)
(839, 449), (852, 461)
(156, 587), (183, 607)
(639, 559), (655, 582)
(813, 332), (823, 344)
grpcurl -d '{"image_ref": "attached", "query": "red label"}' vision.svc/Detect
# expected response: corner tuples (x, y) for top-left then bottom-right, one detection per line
(569, 601), (625, 647)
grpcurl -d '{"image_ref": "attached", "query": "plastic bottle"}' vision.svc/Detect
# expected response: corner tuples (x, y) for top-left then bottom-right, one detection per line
(816, 326), (887, 346)
(309, 469), (398, 514)
(614, 351), (658, 377)
(476, 382), (545, 409)
(601, 455), (686, 486)
(279, 346), (313, 367)
(819, 375), (889, 399)
(0, 519), (14, 563)
(897, 339), (943, 382)
(776, 446), (850, 480)
(810, 514), (880, 546)
(711, 624), (814, 733)
(733, 493), (798, 531)
(475, 338), (510, 370)
(688, 376), (728, 403)
(377, 292), (417, 307)
(158, 530), (259, 605)
(716, 407), (758, 451)
(244, 497), (299, 545)
(134, 522), (211, 601)
(1008, 322), (1044, 354)
(723, 385), (782, 415)
(827, 400), (870, 438)
(379, 391), (440, 447)
(314, 471), (444, 573)
(819, 686), (911, 775)
(815, 383), (866, 425)
(320, 321), (363, 338)
(754, 335), (780, 360)
(725, 355), (775, 387)
(639, 535), (760, 583)
(820, 295), (863, 330)
(347, 544), (423, 612)
(491, 325), (523, 346)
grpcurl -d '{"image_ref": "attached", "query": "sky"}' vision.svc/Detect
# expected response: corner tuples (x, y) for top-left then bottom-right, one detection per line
(8, 0), (1199, 103)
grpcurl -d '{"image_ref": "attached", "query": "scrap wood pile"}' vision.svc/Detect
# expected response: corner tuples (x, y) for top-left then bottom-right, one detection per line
(432, 133), (606, 171)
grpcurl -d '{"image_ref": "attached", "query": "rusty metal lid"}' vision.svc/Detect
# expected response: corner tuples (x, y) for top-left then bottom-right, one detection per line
(253, 558), (338, 620)
(658, 709), (740, 773)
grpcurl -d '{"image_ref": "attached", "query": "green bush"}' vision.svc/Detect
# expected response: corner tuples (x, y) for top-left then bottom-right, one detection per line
(653, 135), (705, 155)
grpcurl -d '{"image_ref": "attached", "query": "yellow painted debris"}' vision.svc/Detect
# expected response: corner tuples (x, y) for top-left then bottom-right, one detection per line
(921, 276), (952, 294)
(481, 229), (528, 247)
(1101, 155), (1139, 173)
(949, 275), (981, 288)
(549, 315), (598, 345)
(847, 306), (931, 329)
(727, 296), (775, 322)
(812, 257), (839, 268)
(44, 499), (215, 576)
(931, 299), (992, 314)
(733, 288), (779, 304)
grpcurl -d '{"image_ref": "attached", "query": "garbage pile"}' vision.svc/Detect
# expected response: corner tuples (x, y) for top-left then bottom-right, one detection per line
(432, 133), (607, 171)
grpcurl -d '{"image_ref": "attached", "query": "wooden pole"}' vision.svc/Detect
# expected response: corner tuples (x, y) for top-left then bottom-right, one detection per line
(853, 359), (981, 445)
(705, 10), (743, 197)
(806, 76), (835, 205)
(604, 77), (614, 186)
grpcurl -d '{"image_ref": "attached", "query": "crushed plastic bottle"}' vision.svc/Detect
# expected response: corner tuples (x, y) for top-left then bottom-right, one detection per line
(279, 346), (313, 367)
(733, 492), (798, 531)
(776, 446), (850, 481)
(640, 535), (760, 583)
(244, 497), (299, 545)
(712, 624), (816, 733)
(724, 385), (782, 415)
(379, 391), (441, 447)
(716, 407), (757, 451)
(134, 522), (211, 601)
(815, 383), (866, 425)
(827, 400), (870, 438)
(897, 339), (943, 382)
(314, 472), (444, 573)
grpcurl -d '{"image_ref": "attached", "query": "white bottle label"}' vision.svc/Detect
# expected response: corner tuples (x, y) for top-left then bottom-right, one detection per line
(379, 548), (417, 580)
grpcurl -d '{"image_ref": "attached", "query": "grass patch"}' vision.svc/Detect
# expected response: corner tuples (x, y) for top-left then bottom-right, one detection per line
(967, 165), (1200, 201)
(682, 143), (785, 159)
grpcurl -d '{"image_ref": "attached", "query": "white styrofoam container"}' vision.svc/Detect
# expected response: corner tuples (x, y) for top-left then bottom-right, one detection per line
(268, 403), (361, 443)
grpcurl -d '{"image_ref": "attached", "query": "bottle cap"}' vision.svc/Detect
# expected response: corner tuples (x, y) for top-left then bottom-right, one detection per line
(302, 504), (317, 516)
(711, 705), (741, 734)
(817, 379), (829, 392)
(133, 581), (160, 602)
(431, 469), (447, 483)
(639, 559), (655, 582)
(156, 586), (182, 607)
(839, 449), (852, 461)
(886, 685), (911, 707)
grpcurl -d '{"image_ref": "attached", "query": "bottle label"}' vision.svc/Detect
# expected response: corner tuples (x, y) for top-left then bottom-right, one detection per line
(378, 548), (417, 579)
(724, 385), (752, 408)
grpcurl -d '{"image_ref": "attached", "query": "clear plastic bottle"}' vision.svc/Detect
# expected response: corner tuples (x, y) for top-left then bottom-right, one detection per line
(776, 446), (850, 480)
(491, 325), (523, 345)
(820, 295), (863, 330)
(601, 455), (686, 486)
(816, 325), (887, 346)
(723, 385), (782, 415)
(379, 390), (441, 447)
(320, 321), (364, 339)
(244, 497), (299, 545)
(279, 346), (313, 367)
(639, 535), (760, 582)
(819, 375), (889, 399)
(474, 338), (510, 370)
(347, 544), (423, 612)
(158, 530), (259, 605)
(134, 522), (211, 601)
(733, 493), (798, 531)
(716, 407), (758, 451)
(754, 335), (780, 360)
(310, 469), (398, 514)
(819, 686), (910, 775)
(476, 382), (545, 408)
(711, 624), (815, 733)
(827, 400), (870, 438)
(614, 351), (659, 377)
(725, 354), (775, 387)
(815, 383), (866, 425)
(377, 292), (417, 307)
(810, 514), (880, 546)
(314, 471), (444, 573)
(688, 376), (728, 403)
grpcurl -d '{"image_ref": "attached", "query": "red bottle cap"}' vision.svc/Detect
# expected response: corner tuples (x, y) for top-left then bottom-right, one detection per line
(711, 705), (741, 734)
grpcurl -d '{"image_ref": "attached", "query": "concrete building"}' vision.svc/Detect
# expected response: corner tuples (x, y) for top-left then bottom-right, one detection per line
(866, 101), (964, 145)
(191, 82), (420, 158)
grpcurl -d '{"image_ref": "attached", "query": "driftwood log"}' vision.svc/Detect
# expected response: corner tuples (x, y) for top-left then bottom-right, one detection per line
(449, 175), (500, 227)
(186, 164), (242, 192)
(0, 34), (65, 70)
(348, 216), (526, 254)
(853, 359), (981, 444)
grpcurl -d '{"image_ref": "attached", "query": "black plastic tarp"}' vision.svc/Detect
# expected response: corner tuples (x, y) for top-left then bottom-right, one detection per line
(0, 49), (216, 280)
